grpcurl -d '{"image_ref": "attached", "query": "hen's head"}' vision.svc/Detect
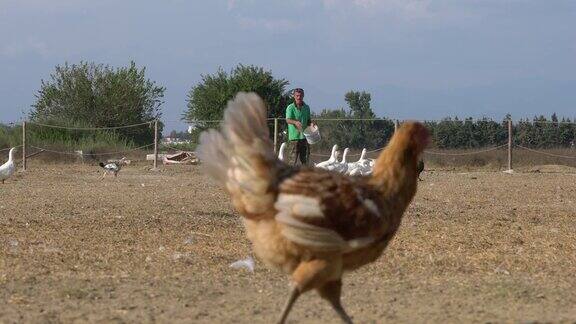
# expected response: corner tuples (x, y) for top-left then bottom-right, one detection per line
(372, 122), (430, 188)
(389, 122), (430, 157)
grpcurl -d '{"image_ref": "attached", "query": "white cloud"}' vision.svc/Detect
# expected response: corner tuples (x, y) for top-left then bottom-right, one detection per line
(322, 0), (437, 20)
(353, 0), (378, 8)
(321, 0), (337, 7)
(237, 16), (301, 32)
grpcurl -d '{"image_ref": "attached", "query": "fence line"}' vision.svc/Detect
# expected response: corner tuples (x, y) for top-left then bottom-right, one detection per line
(309, 151), (338, 158)
(29, 143), (154, 156)
(18, 117), (576, 130)
(181, 118), (283, 124)
(27, 121), (154, 130)
(181, 117), (426, 124)
(310, 146), (386, 158)
(515, 144), (576, 159)
(0, 145), (22, 152)
(516, 120), (576, 125)
(182, 120), (224, 124)
(6, 116), (575, 171)
(159, 142), (194, 152)
(424, 144), (508, 156)
(181, 117), (576, 125)
(310, 143), (509, 158)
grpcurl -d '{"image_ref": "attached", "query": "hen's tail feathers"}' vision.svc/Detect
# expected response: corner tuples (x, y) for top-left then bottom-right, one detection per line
(99, 162), (105, 168)
(197, 92), (278, 218)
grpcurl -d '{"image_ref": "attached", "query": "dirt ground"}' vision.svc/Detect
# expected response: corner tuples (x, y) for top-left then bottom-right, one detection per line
(1, 163), (575, 323)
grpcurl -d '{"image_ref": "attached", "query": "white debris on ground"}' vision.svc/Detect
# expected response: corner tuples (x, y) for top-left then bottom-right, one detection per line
(162, 151), (198, 165)
(172, 252), (188, 260)
(8, 239), (19, 253)
(229, 256), (255, 272)
(183, 237), (194, 244)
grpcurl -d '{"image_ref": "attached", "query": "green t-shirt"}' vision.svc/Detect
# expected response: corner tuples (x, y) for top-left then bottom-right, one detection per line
(285, 102), (311, 141)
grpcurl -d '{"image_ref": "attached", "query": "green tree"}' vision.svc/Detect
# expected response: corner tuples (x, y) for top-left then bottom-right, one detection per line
(185, 64), (290, 122)
(345, 91), (375, 118)
(345, 91), (393, 150)
(313, 91), (394, 152)
(426, 113), (575, 149)
(30, 61), (164, 145)
(312, 108), (349, 150)
(185, 64), (290, 142)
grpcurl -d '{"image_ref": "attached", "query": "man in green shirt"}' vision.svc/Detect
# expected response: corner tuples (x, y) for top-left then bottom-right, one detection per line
(285, 88), (314, 165)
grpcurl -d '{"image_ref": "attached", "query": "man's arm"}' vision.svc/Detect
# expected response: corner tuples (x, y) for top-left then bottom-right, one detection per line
(286, 106), (303, 131)
(286, 118), (303, 131)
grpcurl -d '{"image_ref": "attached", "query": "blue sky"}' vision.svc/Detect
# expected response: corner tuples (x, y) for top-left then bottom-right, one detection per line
(1, 0), (575, 131)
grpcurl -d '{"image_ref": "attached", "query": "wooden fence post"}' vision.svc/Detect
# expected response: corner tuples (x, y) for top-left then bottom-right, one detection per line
(273, 118), (278, 153)
(153, 120), (158, 170)
(507, 119), (513, 171)
(22, 121), (27, 171)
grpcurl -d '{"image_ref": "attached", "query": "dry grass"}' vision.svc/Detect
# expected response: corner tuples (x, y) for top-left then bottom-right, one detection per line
(1, 164), (575, 323)
(425, 148), (576, 171)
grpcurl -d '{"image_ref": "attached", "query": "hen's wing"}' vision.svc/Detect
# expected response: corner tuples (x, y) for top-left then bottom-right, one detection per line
(274, 169), (389, 252)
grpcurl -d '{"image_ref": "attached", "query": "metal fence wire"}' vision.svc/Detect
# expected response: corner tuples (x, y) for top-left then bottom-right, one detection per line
(2, 118), (575, 171)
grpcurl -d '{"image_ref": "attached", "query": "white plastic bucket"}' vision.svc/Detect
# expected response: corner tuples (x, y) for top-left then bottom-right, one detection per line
(303, 125), (321, 144)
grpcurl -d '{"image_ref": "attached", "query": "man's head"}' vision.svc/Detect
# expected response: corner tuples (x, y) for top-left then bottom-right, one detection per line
(293, 88), (304, 106)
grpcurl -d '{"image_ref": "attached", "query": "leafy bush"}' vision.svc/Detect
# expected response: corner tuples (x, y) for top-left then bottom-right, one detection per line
(30, 61), (164, 145)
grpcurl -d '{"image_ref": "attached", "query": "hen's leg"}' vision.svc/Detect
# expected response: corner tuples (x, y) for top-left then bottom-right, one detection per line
(318, 280), (353, 324)
(278, 259), (336, 324)
(278, 285), (301, 324)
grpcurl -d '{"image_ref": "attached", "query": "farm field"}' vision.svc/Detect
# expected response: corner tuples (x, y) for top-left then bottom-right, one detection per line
(1, 164), (575, 323)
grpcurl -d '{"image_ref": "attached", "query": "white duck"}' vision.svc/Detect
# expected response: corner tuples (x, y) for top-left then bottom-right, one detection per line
(0, 147), (16, 184)
(330, 147), (349, 174)
(314, 144), (338, 169)
(278, 142), (287, 161)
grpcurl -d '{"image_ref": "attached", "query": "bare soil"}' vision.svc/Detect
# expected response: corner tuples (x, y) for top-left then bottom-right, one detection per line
(1, 164), (575, 323)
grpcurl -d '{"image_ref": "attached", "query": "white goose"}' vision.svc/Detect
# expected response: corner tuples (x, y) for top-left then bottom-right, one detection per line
(357, 148), (372, 167)
(346, 148), (373, 175)
(347, 148), (365, 169)
(0, 147), (16, 184)
(348, 162), (373, 176)
(331, 147), (349, 174)
(314, 144), (338, 169)
(359, 148), (376, 168)
(278, 142), (287, 161)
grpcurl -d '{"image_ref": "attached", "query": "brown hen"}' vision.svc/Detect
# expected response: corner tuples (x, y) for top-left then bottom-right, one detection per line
(197, 92), (429, 323)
